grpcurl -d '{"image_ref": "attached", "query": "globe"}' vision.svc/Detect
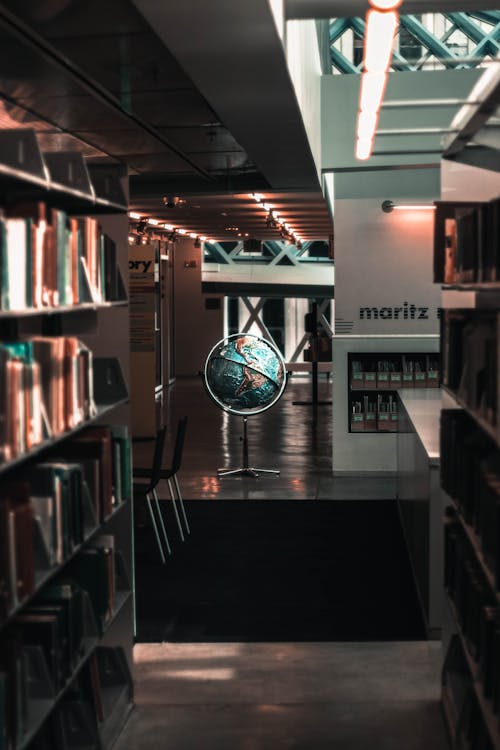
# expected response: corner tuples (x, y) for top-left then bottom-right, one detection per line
(204, 333), (287, 416)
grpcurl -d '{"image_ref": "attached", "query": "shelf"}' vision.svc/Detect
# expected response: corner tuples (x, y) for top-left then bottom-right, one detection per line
(20, 634), (100, 750)
(0, 397), (129, 478)
(0, 130), (126, 214)
(0, 500), (130, 633)
(445, 594), (500, 750)
(448, 497), (499, 605)
(103, 590), (133, 635)
(441, 385), (498, 446)
(0, 299), (128, 320)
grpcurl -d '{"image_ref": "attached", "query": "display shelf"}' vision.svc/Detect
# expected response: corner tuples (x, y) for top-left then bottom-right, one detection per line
(0, 130), (127, 214)
(445, 594), (500, 750)
(0, 397), (128, 478)
(441, 384), (498, 446)
(19, 634), (100, 750)
(0, 299), (128, 320)
(99, 685), (133, 749)
(0, 500), (130, 633)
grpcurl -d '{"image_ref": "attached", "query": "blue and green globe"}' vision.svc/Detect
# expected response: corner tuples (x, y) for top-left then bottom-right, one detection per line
(204, 333), (287, 415)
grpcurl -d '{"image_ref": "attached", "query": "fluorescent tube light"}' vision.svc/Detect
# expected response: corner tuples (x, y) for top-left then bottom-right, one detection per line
(357, 110), (378, 140)
(355, 138), (373, 160)
(364, 10), (398, 73)
(359, 72), (388, 113)
(369, 0), (402, 9)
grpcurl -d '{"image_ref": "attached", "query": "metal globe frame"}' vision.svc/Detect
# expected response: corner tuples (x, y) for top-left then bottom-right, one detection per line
(203, 333), (287, 478)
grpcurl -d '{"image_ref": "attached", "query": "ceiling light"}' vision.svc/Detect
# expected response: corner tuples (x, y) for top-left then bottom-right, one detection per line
(364, 10), (398, 73)
(129, 211), (142, 220)
(357, 110), (378, 139)
(355, 138), (373, 160)
(163, 224), (174, 230)
(147, 218), (159, 226)
(369, 0), (403, 9)
(381, 200), (437, 213)
(177, 228), (187, 235)
(359, 72), (387, 113)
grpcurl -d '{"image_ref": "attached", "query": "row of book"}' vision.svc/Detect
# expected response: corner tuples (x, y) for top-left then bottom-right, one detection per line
(0, 642), (131, 750)
(0, 425), (131, 622)
(0, 337), (97, 463)
(441, 310), (498, 428)
(442, 635), (495, 750)
(350, 354), (439, 390)
(441, 409), (500, 588)
(434, 198), (500, 285)
(444, 513), (500, 708)
(0, 202), (122, 312)
(350, 394), (399, 432)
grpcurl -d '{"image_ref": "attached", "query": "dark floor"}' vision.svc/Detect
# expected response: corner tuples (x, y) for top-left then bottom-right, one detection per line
(124, 375), (449, 749)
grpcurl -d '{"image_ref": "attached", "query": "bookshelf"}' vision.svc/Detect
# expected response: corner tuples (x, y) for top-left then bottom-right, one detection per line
(436, 185), (500, 747)
(348, 351), (439, 434)
(0, 129), (134, 750)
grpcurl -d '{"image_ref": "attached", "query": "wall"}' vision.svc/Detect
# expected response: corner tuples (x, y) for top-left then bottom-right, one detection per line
(286, 19), (323, 182)
(334, 168), (441, 336)
(174, 238), (224, 376)
(322, 69), (481, 172)
(331, 167), (441, 473)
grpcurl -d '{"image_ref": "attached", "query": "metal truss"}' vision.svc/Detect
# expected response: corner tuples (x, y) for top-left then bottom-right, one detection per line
(203, 240), (330, 265)
(238, 297), (333, 364)
(330, 11), (500, 73)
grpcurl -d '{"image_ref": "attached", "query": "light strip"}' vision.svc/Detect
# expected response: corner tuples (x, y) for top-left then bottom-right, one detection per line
(381, 199), (436, 212)
(249, 193), (302, 243)
(364, 10), (398, 74)
(128, 211), (213, 242)
(355, 4), (401, 162)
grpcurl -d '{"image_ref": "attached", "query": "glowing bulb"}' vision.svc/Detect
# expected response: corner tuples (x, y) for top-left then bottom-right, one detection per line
(147, 218), (159, 225)
(128, 211), (141, 220)
(356, 138), (373, 161)
(359, 72), (387, 113)
(357, 110), (378, 140)
(369, 0), (402, 9)
(364, 10), (398, 73)
(199, 235), (207, 241)
(163, 224), (174, 230)
(189, 233), (197, 238)
(177, 228), (186, 235)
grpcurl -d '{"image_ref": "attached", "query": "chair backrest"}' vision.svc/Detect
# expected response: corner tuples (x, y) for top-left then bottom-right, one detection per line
(147, 425), (168, 491)
(171, 416), (188, 475)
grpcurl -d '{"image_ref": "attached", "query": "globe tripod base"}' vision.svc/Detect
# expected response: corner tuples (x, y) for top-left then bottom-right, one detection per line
(218, 466), (280, 478)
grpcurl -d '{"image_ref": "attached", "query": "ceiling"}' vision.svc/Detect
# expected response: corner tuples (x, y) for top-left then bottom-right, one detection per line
(0, 0), (491, 240)
(0, 0), (332, 240)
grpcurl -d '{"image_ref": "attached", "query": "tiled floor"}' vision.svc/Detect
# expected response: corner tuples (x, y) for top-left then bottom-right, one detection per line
(123, 376), (449, 749)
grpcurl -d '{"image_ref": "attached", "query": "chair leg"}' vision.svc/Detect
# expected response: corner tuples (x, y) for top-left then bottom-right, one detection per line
(173, 474), (190, 535)
(145, 491), (166, 564)
(152, 488), (173, 555)
(167, 478), (185, 542)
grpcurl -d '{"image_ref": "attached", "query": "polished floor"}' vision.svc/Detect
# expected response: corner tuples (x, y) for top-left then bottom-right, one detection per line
(132, 375), (397, 500)
(123, 375), (449, 749)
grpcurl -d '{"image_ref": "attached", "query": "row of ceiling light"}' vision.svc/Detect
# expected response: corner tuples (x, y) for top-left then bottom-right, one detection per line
(128, 212), (212, 245)
(356, 0), (403, 161)
(249, 194), (303, 248)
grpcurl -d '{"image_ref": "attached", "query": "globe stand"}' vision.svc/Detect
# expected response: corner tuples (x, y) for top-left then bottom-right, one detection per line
(218, 416), (280, 478)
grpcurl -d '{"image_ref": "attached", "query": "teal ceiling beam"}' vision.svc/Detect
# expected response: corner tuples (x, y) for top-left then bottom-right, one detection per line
(399, 15), (460, 67)
(349, 16), (412, 71)
(330, 46), (359, 73)
(470, 11), (500, 25)
(329, 17), (351, 43)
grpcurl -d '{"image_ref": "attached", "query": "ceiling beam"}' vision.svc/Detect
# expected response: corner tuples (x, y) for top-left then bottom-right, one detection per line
(286, 0), (500, 19)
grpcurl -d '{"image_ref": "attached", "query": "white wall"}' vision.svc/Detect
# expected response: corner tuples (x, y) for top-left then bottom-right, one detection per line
(286, 19), (322, 182)
(322, 69), (481, 172)
(174, 238), (224, 376)
(332, 167), (441, 473)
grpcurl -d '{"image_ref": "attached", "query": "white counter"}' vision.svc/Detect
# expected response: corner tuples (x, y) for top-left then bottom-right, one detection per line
(397, 388), (458, 466)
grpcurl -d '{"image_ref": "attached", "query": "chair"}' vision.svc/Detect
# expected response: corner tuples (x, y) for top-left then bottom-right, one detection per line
(159, 416), (190, 541)
(133, 425), (172, 564)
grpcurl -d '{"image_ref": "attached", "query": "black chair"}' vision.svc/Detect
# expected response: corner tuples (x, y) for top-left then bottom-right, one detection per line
(159, 416), (190, 541)
(133, 425), (172, 563)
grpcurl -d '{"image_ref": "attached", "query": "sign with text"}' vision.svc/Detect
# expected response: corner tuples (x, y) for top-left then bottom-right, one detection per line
(129, 244), (155, 352)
